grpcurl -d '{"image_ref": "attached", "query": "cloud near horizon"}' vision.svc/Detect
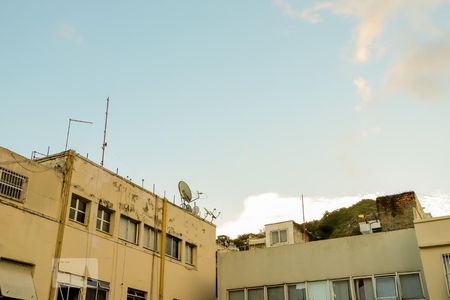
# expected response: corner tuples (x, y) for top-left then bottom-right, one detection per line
(217, 192), (450, 238)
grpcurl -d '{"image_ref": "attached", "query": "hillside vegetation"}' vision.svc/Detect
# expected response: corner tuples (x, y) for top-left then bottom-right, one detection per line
(218, 199), (378, 249)
(305, 199), (377, 239)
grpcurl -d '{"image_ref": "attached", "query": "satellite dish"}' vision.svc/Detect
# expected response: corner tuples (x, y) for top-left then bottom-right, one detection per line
(193, 205), (200, 216)
(178, 181), (193, 203)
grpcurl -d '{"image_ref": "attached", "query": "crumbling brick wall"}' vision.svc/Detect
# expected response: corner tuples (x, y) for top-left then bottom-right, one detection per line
(376, 191), (418, 232)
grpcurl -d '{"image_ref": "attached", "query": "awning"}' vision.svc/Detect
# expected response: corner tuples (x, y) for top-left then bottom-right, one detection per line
(0, 259), (37, 300)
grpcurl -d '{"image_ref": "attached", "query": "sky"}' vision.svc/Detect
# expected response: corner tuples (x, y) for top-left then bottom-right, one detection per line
(1, 1), (450, 238)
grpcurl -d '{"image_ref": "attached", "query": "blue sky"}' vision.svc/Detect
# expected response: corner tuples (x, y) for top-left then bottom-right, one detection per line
(1, 1), (450, 236)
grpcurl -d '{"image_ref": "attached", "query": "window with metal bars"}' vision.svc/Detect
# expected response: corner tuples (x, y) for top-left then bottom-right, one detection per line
(86, 278), (110, 300)
(0, 167), (27, 201)
(127, 288), (146, 300)
(444, 253), (450, 296)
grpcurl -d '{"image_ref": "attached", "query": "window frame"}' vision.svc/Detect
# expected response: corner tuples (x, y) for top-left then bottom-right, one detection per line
(165, 234), (181, 260)
(86, 278), (110, 300)
(127, 288), (146, 300)
(96, 205), (113, 234)
(119, 215), (140, 245)
(270, 229), (288, 245)
(0, 167), (28, 202)
(185, 242), (196, 266)
(69, 194), (89, 224)
(443, 254), (450, 297)
(397, 272), (425, 300)
(143, 225), (159, 252)
(374, 274), (398, 300)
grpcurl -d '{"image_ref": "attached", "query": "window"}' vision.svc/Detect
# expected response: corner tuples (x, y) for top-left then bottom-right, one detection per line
(332, 280), (351, 300)
(354, 278), (375, 300)
(308, 281), (330, 300)
(69, 194), (88, 224)
(86, 278), (110, 300)
(165, 234), (180, 259)
(268, 286), (284, 300)
(399, 273), (424, 299)
(0, 167), (27, 201)
(127, 288), (146, 300)
(444, 253), (450, 296)
(185, 243), (196, 265)
(119, 215), (139, 244)
(143, 225), (159, 251)
(248, 288), (264, 300)
(228, 290), (244, 300)
(288, 283), (306, 300)
(96, 206), (112, 233)
(57, 285), (80, 300)
(271, 229), (287, 245)
(375, 276), (397, 300)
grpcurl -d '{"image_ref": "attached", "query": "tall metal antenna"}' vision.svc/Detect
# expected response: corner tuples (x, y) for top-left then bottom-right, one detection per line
(101, 97), (110, 166)
(302, 194), (307, 243)
(65, 118), (93, 151)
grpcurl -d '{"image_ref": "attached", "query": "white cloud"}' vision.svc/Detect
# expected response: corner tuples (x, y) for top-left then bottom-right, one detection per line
(217, 192), (450, 238)
(273, 0), (450, 103)
(385, 41), (450, 102)
(58, 24), (83, 44)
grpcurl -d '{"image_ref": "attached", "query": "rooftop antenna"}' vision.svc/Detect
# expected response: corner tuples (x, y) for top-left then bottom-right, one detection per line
(101, 97), (110, 166)
(302, 194), (307, 243)
(203, 208), (220, 223)
(65, 118), (93, 151)
(178, 181), (202, 217)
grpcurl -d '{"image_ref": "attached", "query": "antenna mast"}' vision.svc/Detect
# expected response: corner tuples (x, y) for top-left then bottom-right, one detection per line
(302, 194), (307, 243)
(101, 97), (109, 166)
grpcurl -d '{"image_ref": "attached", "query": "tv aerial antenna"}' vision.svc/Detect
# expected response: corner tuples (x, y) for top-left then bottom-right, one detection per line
(178, 181), (203, 217)
(203, 208), (220, 223)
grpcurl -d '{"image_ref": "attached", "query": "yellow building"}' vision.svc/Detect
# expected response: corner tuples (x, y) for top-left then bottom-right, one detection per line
(0, 147), (216, 300)
(415, 215), (450, 299)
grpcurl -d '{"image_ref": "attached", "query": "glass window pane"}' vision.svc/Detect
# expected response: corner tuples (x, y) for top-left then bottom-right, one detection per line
(71, 197), (77, 209)
(288, 283), (306, 300)
(119, 216), (128, 240)
(102, 222), (110, 233)
(308, 281), (329, 300)
(280, 230), (287, 242)
(248, 288), (264, 300)
(128, 221), (137, 243)
(271, 231), (279, 244)
(85, 289), (96, 300)
(78, 200), (86, 211)
(332, 280), (351, 300)
(77, 211), (85, 223)
(69, 208), (76, 220)
(103, 210), (110, 222)
(268, 286), (284, 300)
(400, 274), (424, 299)
(376, 276), (396, 298)
(166, 236), (172, 256)
(229, 290), (244, 300)
(96, 218), (102, 230)
(354, 278), (375, 300)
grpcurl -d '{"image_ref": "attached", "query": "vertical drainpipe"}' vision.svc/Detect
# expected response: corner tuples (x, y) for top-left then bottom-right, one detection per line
(158, 197), (168, 300)
(48, 151), (75, 300)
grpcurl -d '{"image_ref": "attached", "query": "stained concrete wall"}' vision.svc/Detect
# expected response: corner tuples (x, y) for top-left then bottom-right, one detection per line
(48, 154), (217, 300)
(415, 216), (450, 300)
(218, 229), (424, 300)
(0, 147), (64, 299)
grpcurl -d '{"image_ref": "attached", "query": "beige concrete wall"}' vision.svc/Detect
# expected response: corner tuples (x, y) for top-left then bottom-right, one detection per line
(0, 147), (64, 299)
(58, 155), (216, 300)
(265, 221), (293, 247)
(415, 216), (450, 299)
(218, 229), (424, 300)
